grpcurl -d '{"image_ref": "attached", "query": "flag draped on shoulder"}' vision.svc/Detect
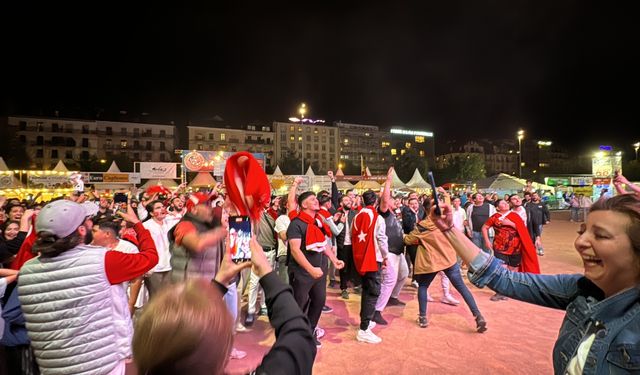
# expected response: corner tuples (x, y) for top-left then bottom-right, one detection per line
(352, 206), (379, 275)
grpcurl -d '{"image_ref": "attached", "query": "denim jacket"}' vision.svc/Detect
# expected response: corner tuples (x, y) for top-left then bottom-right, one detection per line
(469, 252), (640, 374)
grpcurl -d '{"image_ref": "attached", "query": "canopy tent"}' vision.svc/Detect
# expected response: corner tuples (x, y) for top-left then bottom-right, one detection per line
(0, 157), (23, 190)
(188, 171), (217, 188)
(305, 166), (316, 177)
(335, 167), (345, 176)
(475, 173), (555, 195)
(106, 161), (121, 173)
(353, 179), (381, 191)
(139, 179), (179, 191)
(405, 169), (432, 192)
(271, 165), (284, 176)
(389, 169), (407, 189)
(52, 160), (70, 172)
(336, 179), (354, 191)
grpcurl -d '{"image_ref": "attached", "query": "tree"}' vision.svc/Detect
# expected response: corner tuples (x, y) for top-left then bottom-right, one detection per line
(436, 153), (486, 183)
(393, 148), (429, 182)
(279, 148), (302, 175)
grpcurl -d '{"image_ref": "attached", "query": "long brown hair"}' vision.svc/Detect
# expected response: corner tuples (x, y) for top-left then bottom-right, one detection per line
(590, 193), (640, 258)
(133, 278), (234, 375)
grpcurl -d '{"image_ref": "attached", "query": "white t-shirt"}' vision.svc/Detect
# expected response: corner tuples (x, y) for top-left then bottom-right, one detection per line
(274, 214), (291, 258)
(142, 219), (172, 272)
(452, 206), (467, 232)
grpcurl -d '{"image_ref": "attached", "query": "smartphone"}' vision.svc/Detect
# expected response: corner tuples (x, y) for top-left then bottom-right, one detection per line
(229, 216), (252, 262)
(427, 172), (442, 216)
(113, 192), (128, 204)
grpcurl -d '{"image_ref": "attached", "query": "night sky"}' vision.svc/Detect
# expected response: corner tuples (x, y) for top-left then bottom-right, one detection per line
(2, 2), (639, 155)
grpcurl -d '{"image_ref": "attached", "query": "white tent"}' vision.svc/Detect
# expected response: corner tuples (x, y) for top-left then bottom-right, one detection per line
(52, 160), (70, 172)
(305, 166), (315, 177)
(0, 157), (9, 171)
(106, 161), (121, 173)
(272, 165), (284, 176)
(476, 173), (555, 195)
(353, 179), (381, 191)
(405, 169), (432, 192)
(0, 157), (23, 189)
(389, 168), (407, 189)
(188, 171), (216, 188)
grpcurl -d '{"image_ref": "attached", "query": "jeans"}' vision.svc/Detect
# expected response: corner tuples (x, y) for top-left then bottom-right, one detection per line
(415, 263), (481, 318)
(277, 255), (289, 284)
(472, 231), (492, 254)
(375, 252), (409, 311)
(289, 265), (327, 330)
(360, 265), (382, 330)
(570, 207), (580, 221)
(337, 245), (360, 290)
(144, 271), (171, 299)
(247, 249), (276, 314)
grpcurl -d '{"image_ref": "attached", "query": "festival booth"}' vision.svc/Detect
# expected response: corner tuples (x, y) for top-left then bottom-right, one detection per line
(1, 160), (78, 201)
(475, 173), (556, 198)
(88, 162), (141, 196)
(405, 169), (433, 194)
(353, 179), (381, 193)
(334, 168), (355, 191)
(188, 171), (217, 189)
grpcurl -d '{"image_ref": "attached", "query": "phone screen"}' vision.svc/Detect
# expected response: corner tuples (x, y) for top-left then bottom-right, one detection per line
(114, 193), (128, 204)
(427, 172), (442, 216)
(229, 216), (252, 262)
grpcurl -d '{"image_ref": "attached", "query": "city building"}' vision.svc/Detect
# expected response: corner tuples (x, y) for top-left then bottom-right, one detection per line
(8, 116), (176, 169)
(334, 121), (390, 175)
(387, 128), (436, 167)
(273, 121), (339, 173)
(187, 122), (275, 169)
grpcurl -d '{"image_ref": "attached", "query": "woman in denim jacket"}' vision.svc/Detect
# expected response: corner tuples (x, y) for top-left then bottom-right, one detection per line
(431, 193), (640, 374)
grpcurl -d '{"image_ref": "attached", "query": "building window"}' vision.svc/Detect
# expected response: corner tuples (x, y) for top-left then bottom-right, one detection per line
(106, 127), (112, 135)
(36, 149), (43, 158)
(298, 136), (302, 141)
(82, 138), (89, 147)
(134, 128), (140, 137)
(146, 141), (152, 150)
(198, 144), (203, 150)
(81, 151), (89, 160)
(262, 126), (270, 132)
(344, 138), (349, 144)
(19, 121), (26, 130)
(405, 142), (411, 149)
(314, 144), (319, 151)
(314, 136), (319, 142)
(381, 141), (390, 148)
(401, 149), (406, 155)
(51, 149), (58, 158)
(65, 150), (73, 159)
(391, 149), (397, 156)
(415, 136), (425, 143)
(298, 127), (302, 132)
(419, 150), (425, 157)
(19, 135), (26, 143)
(221, 133), (226, 141)
(52, 123), (60, 132)
(365, 133), (370, 137)
(82, 125), (89, 134)
(322, 145), (326, 151)
(160, 153), (166, 161)
(160, 142), (165, 150)
(36, 136), (43, 145)
(121, 128), (127, 136)
(120, 140), (127, 148)
(133, 140), (140, 148)
(159, 130), (165, 137)
(314, 128), (318, 134)
(208, 133), (214, 140)
(306, 135), (311, 142)
(134, 153), (140, 160)
(290, 135), (295, 141)
(146, 153), (152, 160)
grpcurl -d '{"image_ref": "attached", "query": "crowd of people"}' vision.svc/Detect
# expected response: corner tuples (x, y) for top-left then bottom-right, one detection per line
(0, 158), (639, 374)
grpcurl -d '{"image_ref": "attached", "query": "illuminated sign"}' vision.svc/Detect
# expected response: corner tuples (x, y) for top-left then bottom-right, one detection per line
(390, 129), (433, 137)
(599, 145), (612, 151)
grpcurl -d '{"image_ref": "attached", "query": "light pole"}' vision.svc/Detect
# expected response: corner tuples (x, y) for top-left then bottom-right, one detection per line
(517, 130), (524, 178)
(299, 103), (307, 174)
(634, 142), (640, 162)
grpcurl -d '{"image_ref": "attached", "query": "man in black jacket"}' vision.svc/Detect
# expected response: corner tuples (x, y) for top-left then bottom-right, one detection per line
(524, 192), (549, 256)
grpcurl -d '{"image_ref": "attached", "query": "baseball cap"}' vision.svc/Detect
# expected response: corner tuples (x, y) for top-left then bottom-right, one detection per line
(36, 200), (97, 238)
(186, 192), (214, 211)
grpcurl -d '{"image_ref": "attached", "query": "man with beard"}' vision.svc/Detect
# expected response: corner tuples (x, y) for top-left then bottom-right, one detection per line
(335, 194), (359, 300)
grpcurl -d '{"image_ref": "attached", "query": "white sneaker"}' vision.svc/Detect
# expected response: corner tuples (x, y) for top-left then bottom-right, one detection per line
(229, 348), (247, 360)
(314, 326), (325, 339)
(356, 328), (382, 344)
(411, 280), (419, 288)
(235, 322), (249, 333)
(368, 321), (377, 330)
(441, 294), (460, 306)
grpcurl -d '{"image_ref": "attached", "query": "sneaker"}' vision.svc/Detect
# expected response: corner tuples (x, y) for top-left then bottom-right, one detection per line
(441, 294), (460, 306)
(313, 333), (322, 348)
(353, 286), (362, 295)
(387, 297), (406, 306)
(411, 280), (419, 289)
(499, 294), (509, 301)
(537, 249), (545, 256)
(490, 293), (502, 302)
(314, 326), (325, 339)
(356, 328), (382, 344)
(475, 314), (488, 333)
(417, 316), (428, 328)
(368, 321), (377, 330)
(372, 311), (388, 325)
(244, 313), (255, 326)
(259, 307), (268, 316)
(322, 305), (333, 313)
(229, 348), (247, 360)
(235, 322), (249, 333)
(341, 289), (350, 300)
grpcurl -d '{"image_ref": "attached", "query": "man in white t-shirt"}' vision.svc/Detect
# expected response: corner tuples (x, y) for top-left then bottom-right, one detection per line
(142, 200), (177, 298)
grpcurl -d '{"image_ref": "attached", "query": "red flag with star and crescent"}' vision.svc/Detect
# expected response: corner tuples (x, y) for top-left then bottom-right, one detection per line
(352, 206), (379, 275)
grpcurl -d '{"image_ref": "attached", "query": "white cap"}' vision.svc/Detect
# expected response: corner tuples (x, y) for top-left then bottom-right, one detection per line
(36, 200), (96, 238)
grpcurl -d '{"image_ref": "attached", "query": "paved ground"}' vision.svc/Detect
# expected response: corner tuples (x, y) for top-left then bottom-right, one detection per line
(227, 210), (584, 374)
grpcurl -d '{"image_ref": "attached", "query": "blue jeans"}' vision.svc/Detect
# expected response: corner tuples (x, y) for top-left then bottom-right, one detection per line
(415, 263), (481, 317)
(472, 231), (492, 253)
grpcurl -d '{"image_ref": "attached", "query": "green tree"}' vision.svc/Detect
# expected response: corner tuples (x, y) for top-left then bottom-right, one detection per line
(440, 153), (486, 182)
(279, 148), (302, 175)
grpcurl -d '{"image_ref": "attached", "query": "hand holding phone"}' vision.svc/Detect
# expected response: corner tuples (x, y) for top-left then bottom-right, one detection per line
(427, 172), (442, 216)
(229, 216), (252, 262)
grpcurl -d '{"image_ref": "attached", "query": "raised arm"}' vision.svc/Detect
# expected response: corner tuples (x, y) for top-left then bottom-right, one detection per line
(379, 167), (393, 213)
(288, 177), (304, 214)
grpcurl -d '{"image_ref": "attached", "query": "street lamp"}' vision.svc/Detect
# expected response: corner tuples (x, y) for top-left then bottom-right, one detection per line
(298, 103), (307, 174)
(517, 130), (524, 178)
(634, 142), (640, 161)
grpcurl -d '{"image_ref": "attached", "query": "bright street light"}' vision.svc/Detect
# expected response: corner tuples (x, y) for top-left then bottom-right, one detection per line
(517, 130), (524, 178)
(634, 142), (640, 161)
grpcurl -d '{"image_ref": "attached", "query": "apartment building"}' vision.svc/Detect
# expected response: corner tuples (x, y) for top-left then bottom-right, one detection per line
(273, 121), (339, 173)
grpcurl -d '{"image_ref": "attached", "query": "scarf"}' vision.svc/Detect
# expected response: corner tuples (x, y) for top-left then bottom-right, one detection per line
(505, 211), (540, 274)
(223, 151), (271, 222)
(352, 206), (379, 275)
(296, 211), (329, 252)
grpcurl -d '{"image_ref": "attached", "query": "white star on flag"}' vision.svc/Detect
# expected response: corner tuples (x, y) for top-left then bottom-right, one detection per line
(358, 231), (366, 242)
